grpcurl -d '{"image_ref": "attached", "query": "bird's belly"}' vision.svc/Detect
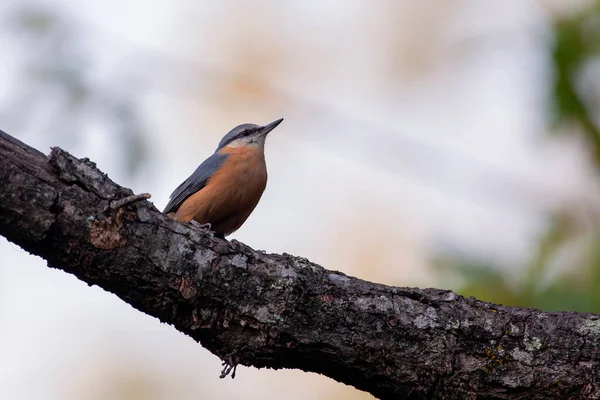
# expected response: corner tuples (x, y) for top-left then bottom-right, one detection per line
(203, 172), (266, 236)
(175, 149), (267, 236)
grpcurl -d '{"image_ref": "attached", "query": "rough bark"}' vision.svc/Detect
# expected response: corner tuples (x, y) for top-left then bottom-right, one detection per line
(1, 129), (600, 399)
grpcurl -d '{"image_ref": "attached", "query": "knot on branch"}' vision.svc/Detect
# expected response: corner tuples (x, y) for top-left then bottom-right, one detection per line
(89, 208), (127, 250)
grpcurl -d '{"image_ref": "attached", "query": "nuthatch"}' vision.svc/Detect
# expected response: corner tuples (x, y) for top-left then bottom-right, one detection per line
(163, 118), (283, 238)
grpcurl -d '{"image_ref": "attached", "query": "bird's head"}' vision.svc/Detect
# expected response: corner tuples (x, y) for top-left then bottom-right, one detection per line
(217, 118), (283, 151)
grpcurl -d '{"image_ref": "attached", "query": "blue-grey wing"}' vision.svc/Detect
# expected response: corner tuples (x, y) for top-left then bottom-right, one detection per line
(163, 152), (228, 214)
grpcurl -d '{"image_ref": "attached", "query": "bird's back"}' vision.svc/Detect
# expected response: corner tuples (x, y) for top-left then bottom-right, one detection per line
(163, 152), (228, 215)
(170, 146), (267, 236)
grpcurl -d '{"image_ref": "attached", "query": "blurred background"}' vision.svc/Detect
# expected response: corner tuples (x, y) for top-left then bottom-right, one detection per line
(1, 0), (600, 398)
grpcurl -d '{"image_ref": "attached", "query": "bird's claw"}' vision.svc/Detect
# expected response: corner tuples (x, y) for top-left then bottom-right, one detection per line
(220, 354), (239, 379)
(190, 220), (211, 230)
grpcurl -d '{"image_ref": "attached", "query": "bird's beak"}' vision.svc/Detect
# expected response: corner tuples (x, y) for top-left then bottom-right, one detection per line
(260, 118), (284, 135)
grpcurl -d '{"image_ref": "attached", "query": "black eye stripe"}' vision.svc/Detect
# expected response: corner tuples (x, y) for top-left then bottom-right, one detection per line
(218, 124), (261, 149)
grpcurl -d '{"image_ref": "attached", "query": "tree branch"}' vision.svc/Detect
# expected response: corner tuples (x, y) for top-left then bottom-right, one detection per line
(1, 129), (600, 399)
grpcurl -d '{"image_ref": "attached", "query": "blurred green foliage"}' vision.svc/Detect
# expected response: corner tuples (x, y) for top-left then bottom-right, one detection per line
(436, 213), (600, 312)
(440, 0), (600, 313)
(551, 0), (600, 167)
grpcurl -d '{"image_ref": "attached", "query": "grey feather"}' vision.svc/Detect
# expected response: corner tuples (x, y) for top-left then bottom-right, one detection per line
(163, 152), (228, 214)
(217, 123), (259, 149)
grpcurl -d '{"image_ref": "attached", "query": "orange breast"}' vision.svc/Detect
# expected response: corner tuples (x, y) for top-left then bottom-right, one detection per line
(173, 146), (267, 237)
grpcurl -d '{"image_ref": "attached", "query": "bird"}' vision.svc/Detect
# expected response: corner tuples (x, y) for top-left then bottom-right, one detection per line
(163, 118), (283, 238)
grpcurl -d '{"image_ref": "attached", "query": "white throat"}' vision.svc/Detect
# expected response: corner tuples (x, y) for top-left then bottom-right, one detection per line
(225, 134), (266, 150)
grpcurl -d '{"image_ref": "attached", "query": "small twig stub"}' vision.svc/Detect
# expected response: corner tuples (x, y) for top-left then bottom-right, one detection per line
(110, 193), (151, 210)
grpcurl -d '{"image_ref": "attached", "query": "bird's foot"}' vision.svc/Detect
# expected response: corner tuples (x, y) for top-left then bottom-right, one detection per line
(220, 353), (239, 379)
(190, 220), (212, 230)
